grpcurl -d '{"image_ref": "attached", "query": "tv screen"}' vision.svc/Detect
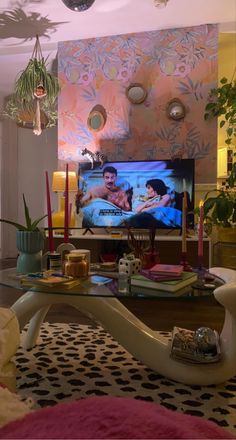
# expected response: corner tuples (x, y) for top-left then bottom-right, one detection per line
(78, 159), (194, 230)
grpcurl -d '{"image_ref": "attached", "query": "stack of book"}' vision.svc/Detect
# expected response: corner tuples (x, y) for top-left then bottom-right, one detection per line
(170, 326), (221, 364)
(130, 264), (197, 296)
(140, 264), (184, 281)
(20, 272), (81, 289)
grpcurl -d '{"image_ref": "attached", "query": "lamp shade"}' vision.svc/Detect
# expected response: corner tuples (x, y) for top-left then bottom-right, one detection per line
(52, 171), (78, 192)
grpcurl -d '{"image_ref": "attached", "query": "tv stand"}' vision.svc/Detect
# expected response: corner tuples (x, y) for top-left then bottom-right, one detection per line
(46, 232), (212, 268)
(82, 228), (94, 236)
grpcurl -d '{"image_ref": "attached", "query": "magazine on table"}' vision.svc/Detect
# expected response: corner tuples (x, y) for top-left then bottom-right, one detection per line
(170, 326), (221, 364)
(20, 271), (80, 289)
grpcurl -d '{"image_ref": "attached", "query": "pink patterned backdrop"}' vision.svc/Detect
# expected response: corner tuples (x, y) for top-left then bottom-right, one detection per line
(58, 24), (218, 183)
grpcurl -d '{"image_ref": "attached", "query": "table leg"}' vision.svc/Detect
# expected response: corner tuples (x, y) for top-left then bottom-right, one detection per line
(11, 285), (236, 386)
(23, 306), (51, 349)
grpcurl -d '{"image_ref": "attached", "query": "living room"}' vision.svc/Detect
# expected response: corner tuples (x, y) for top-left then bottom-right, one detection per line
(0, 0), (236, 438)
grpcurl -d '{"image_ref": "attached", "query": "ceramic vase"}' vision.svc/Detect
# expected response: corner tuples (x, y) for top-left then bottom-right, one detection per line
(16, 230), (45, 274)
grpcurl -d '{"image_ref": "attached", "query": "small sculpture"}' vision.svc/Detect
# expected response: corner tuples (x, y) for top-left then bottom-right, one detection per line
(81, 148), (106, 169)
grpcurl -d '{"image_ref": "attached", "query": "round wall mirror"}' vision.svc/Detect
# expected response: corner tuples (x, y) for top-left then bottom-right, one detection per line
(126, 83), (147, 104)
(87, 104), (107, 132)
(167, 99), (186, 120)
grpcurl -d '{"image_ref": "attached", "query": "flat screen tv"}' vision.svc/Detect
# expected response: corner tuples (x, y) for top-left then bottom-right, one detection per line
(78, 159), (195, 230)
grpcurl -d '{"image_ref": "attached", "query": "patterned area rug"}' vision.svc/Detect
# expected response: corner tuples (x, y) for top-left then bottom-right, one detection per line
(14, 323), (236, 436)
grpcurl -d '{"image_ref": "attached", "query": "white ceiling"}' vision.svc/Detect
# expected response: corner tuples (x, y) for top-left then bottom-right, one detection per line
(0, 0), (235, 100)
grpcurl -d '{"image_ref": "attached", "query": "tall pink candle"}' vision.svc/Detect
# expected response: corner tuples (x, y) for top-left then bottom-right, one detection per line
(198, 200), (204, 258)
(45, 171), (54, 252)
(182, 191), (187, 252)
(64, 164), (69, 243)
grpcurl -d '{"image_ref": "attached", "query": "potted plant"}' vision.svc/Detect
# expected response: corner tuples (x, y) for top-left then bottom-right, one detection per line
(0, 194), (47, 273)
(2, 35), (60, 135)
(204, 72), (236, 146)
(194, 157), (236, 247)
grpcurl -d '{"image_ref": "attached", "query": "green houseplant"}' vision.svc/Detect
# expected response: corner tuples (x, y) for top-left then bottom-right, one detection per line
(2, 35), (60, 135)
(204, 72), (236, 146)
(0, 195), (47, 273)
(197, 157), (236, 227)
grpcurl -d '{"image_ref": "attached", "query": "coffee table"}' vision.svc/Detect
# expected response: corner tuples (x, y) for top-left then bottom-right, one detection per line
(0, 267), (236, 386)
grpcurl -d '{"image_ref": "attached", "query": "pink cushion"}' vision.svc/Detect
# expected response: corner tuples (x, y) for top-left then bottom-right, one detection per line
(0, 396), (234, 439)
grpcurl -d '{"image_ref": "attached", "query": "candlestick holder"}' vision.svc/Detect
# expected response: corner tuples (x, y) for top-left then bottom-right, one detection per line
(192, 257), (209, 287)
(179, 251), (192, 272)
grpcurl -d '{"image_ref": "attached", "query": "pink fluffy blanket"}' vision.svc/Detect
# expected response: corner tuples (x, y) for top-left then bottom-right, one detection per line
(0, 395), (234, 439)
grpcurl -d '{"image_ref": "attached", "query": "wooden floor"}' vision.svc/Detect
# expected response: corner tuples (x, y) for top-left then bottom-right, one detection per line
(0, 258), (224, 332)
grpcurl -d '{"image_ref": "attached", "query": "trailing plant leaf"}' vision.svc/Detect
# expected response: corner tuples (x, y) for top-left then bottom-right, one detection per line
(204, 74), (236, 146)
(2, 36), (60, 133)
(2, 95), (58, 128)
(0, 194), (47, 231)
(0, 219), (29, 231)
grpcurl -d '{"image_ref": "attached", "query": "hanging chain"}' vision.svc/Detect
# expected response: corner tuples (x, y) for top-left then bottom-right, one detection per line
(31, 35), (43, 61)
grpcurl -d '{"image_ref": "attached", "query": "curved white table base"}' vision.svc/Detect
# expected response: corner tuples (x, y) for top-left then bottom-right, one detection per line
(25, 306), (51, 349)
(11, 278), (236, 386)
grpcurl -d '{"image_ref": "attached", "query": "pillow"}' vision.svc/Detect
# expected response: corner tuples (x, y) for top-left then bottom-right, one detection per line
(0, 385), (32, 428)
(0, 395), (233, 439)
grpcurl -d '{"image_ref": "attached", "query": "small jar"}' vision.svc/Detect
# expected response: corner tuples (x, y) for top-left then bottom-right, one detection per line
(64, 254), (88, 278)
(48, 252), (62, 271)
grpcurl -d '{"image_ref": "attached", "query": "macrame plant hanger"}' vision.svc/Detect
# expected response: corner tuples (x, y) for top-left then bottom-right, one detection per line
(32, 35), (47, 136)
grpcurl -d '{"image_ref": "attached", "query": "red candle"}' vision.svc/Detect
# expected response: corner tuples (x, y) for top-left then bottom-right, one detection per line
(45, 171), (54, 252)
(182, 191), (187, 252)
(198, 200), (204, 258)
(64, 164), (69, 243)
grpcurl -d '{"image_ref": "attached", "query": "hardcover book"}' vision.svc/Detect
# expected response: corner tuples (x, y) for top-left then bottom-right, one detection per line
(140, 269), (182, 282)
(170, 326), (221, 364)
(130, 271), (197, 293)
(130, 284), (190, 297)
(148, 264), (184, 276)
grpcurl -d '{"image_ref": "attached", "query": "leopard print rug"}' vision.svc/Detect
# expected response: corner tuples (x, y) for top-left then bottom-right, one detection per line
(14, 323), (236, 436)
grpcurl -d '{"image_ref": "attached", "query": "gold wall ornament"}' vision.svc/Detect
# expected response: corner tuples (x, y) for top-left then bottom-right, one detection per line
(126, 83), (147, 104)
(87, 104), (107, 132)
(167, 98), (186, 120)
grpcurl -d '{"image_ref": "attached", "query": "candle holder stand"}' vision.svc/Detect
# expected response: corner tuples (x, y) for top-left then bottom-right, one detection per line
(179, 251), (192, 272)
(192, 257), (210, 287)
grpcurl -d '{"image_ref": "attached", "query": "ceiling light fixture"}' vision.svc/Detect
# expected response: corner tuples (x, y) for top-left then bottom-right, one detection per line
(61, 0), (95, 11)
(154, 0), (170, 8)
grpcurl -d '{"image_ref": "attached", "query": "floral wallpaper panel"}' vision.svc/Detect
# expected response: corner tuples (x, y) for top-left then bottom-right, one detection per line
(58, 24), (218, 183)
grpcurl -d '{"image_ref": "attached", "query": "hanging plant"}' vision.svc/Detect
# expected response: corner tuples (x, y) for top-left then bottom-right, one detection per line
(3, 35), (60, 135)
(204, 68), (236, 146)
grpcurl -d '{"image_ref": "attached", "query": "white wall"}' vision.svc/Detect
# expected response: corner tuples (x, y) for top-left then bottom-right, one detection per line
(17, 126), (58, 226)
(0, 121), (58, 258)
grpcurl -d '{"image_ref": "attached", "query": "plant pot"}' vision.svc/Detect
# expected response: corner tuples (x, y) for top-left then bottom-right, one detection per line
(16, 110), (49, 130)
(211, 226), (236, 269)
(211, 226), (236, 244)
(16, 231), (45, 274)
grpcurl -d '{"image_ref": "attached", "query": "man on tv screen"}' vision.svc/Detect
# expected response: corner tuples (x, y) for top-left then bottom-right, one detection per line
(80, 166), (132, 212)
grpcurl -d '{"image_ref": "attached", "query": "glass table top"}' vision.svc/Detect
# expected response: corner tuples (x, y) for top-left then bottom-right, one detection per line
(0, 268), (224, 300)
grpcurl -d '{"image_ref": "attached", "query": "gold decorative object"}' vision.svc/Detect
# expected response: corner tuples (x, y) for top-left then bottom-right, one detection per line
(127, 228), (151, 261)
(126, 83), (147, 104)
(167, 98), (186, 120)
(87, 104), (107, 132)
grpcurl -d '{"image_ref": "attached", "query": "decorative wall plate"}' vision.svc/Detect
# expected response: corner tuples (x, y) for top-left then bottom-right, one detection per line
(167, 98), (186, 120)
(87, 104), (107, 132)
(126, 83), (147, 104)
